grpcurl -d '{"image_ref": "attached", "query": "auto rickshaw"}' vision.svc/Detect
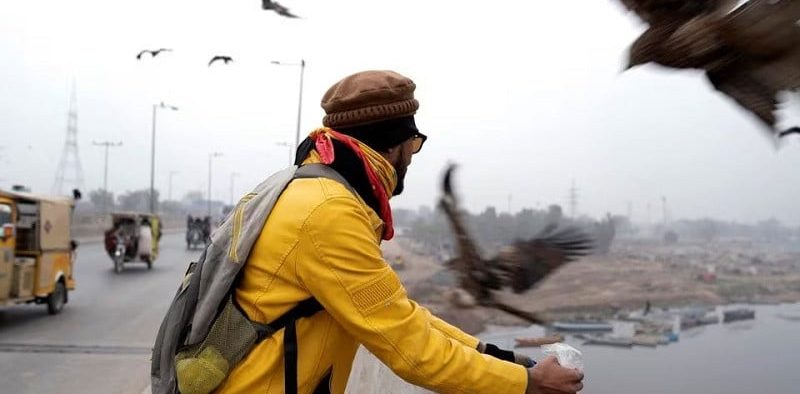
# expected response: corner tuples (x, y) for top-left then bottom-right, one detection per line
(104, 212), (161, 273)
(0, 189), (77, 314)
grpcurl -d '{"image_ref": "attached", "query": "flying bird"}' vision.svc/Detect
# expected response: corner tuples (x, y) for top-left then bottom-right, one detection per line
(208, 56), (233, 66)
(136, 48), (172, 60)
(261, 0), (299, 18)
(620, 0), (800, 139)
(438, 164), (593, 324)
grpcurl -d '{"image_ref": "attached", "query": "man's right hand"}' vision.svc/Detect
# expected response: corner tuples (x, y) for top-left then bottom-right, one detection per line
(526, 356), (584, 394)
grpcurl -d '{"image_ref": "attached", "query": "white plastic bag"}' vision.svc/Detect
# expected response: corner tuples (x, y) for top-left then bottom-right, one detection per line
(541, 343), (584, 372)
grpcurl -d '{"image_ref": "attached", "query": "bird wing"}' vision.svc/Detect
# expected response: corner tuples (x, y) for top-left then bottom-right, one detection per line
(618, 0), (738, 25)
(706, 65), (780, 131)
(136, 50), (148, 60)
(439, 164), (491, 301)
(439, 193), (546, 325)
(277, 8), (299, 18)
(489, 226), (593, 294)
(721, 0), (800, 59)
(273, 2), (299, 18)
(278, 9), (299, 18)
(208, 56), (221, 66)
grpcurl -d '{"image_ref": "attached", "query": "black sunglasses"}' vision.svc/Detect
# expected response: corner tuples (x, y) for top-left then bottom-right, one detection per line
(411, 132), (427, 154)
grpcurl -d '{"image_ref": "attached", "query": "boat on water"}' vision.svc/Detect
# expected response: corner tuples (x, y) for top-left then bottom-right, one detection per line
(514, 334), (564, 348)
(681, 314), (720, 330)
(632, 334), (669, 347)
(723, 308), (755, 323)
(552, 321), (614, 332)
(582, 335), (634, 348)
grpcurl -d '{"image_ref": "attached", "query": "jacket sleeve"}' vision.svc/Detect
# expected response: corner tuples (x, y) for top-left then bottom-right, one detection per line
(296, 197), (528, 394)
(417, 303), (480, 349)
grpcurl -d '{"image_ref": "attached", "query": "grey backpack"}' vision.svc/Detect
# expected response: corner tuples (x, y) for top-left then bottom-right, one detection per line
(151, 164), (352, 394)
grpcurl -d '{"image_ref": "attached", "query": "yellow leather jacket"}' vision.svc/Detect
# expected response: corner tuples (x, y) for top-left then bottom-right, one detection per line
(216, 163), (527, 393)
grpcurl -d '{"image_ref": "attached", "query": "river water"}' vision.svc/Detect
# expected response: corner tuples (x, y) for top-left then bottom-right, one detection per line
(479, 303), (800, 394)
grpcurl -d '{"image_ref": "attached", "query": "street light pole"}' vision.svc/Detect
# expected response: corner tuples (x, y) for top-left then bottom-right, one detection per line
(207, 152), (223, 218)
(149, 101), (178, 214)
(270, 59), (306, 157)
(92, 140), (122, 213)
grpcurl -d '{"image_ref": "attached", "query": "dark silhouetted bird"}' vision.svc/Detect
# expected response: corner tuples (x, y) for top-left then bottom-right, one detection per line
(620, 0), (800, 139)
(136, 48), (172, 60)
(439, 164), (593, 324)
(262, 0), (299, 18)
(208, 56), (233, 67)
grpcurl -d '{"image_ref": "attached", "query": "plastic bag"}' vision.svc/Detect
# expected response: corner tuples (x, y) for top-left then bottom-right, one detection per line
(541, 343), (584, 372)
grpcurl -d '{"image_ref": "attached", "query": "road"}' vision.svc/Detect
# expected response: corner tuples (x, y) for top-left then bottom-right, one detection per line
(0, 233), (200, 394)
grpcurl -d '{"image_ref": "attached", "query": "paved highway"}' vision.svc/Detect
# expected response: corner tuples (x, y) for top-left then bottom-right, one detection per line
(0, 233), (199, 394)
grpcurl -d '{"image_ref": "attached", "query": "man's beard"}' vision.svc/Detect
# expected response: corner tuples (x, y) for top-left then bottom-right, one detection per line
(392, 162), (407, 196)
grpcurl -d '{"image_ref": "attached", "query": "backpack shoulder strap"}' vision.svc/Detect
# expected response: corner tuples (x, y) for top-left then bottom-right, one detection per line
(292, 163), (356, 195)
(254, 164), (352, 394)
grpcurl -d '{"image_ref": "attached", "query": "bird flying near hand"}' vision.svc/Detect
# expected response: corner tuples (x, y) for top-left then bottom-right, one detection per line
(438, 164), (593, 324)
(262, 0), (299, 18)
(208, 56), (233, 66)
(619, 0), (800, 139)
(136, 48), (172, 60)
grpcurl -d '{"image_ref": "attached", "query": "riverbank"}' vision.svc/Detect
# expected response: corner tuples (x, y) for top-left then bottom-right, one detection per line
(383, 236), (800, 332)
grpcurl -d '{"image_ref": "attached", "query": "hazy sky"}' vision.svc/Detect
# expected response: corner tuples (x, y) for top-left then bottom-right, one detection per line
(2, 0), (800, 224)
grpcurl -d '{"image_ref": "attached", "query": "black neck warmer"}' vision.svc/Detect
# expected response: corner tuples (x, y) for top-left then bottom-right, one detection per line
(294, 137), (383, 217)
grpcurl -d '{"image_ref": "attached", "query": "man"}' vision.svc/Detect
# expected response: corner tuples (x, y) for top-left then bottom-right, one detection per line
(216, 70), (583, 393)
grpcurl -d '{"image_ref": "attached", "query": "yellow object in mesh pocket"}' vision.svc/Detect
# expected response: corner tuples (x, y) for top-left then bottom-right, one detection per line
(175, 296), (259, 394)
(176, 346), (229, 394)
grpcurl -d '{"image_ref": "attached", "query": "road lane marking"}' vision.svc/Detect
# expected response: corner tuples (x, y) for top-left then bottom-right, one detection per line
(0, 343), (151, 355)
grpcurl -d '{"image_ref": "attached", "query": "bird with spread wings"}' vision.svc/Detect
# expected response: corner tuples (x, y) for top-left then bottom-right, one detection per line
(619, 0), (800, 138)
(208, 56), (234, 67)
(438, 164), (593, 324)
(262, 0), (299, 18)
(136, 48), (172, 60)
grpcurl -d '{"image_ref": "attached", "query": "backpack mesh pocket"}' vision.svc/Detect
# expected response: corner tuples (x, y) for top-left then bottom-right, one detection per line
(174, 295), (261, 394)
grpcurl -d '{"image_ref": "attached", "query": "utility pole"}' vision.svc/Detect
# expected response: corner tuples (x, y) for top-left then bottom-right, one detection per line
(92, 141), (122, 213)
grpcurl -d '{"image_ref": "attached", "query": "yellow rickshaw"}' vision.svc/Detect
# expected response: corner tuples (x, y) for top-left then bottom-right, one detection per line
(0, 190), (77, 314)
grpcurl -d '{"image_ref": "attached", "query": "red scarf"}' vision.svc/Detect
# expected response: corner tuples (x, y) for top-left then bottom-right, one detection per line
(310, 128), (395, 240)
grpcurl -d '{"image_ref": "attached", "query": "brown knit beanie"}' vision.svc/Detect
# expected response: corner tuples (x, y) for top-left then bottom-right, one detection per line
(321, 70), (419, 128)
